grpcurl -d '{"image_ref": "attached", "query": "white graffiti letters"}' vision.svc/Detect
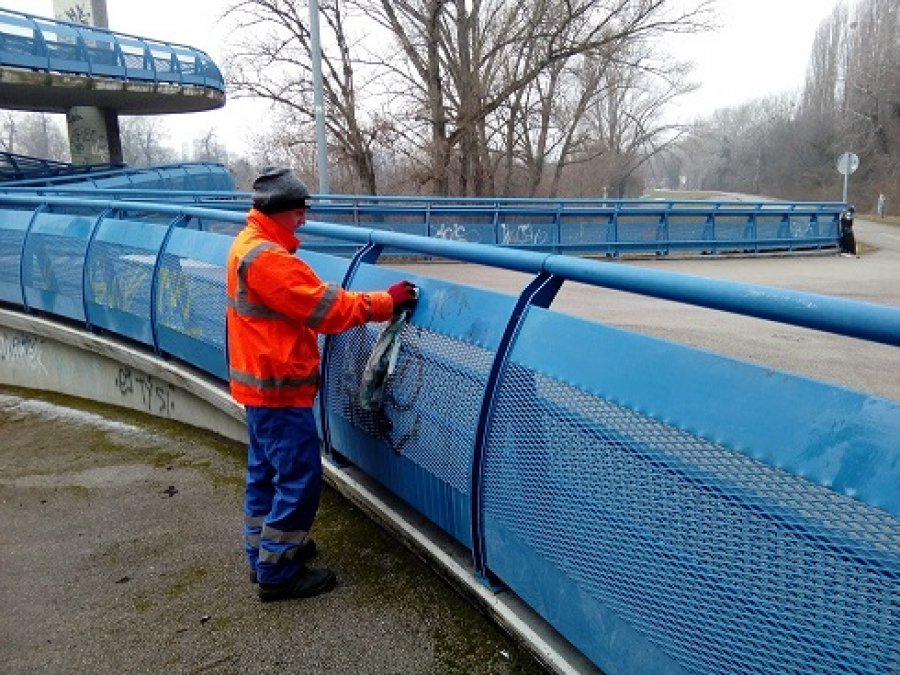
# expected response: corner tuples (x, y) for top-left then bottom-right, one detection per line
(0, 333), (48, 374)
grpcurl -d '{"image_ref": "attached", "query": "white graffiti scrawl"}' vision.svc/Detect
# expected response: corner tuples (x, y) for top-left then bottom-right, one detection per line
(0, 332), (49, 375)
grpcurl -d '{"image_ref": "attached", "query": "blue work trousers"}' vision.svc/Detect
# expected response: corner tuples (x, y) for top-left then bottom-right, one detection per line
(243, 406), (322, 584)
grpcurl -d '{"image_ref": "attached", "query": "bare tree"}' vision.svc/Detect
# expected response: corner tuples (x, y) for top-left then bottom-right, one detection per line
(0, 111), (70, 162)
(119, 117), (178, 166)
(225, 0), (387, 194)
(365, 0), (712, 195)
(192, 129), (229, 163)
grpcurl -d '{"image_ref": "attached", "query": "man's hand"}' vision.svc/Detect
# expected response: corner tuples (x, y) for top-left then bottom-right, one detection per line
(387, 280), (418, 312)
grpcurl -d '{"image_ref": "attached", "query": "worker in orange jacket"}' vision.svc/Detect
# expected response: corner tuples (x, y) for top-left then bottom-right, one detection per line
(226, 167), (418, 602)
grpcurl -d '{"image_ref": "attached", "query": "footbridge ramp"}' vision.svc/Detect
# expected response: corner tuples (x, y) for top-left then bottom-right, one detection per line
(0, 7), (224, 114)
(0, 183), (897, 674)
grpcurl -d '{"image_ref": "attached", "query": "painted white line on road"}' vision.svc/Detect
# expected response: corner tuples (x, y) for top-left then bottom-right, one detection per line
(881, 233), (900, 241)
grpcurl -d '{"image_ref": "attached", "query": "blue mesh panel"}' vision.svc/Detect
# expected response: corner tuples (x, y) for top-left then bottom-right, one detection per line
(713, 217), (749, 242)
(0, 212), (29, 303)
(155, 251), (226, 352)
(85, 239), (155, 344)
(22, 217), (92, 320)
(86, 240), (154, 312)
(327, 321), (492, 494)
(484, 363), (899, 674)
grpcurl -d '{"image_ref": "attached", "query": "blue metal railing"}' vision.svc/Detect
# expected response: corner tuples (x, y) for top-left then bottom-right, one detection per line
(0, 185), (842, 256)
(304, 195), (844, 255)
(0, 194), (897, 675)
(0, 162), (235, 191)
(0, 151), (124, 181)
(0, 8), (224, 92)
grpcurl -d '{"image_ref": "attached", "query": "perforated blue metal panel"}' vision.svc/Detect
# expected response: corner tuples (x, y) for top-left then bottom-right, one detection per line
(324, 271), (517, 545)
(0, 207), (32, 304)
(482, 308), (900, 675)
(155, 228), (230, 379)
(21, 211), (94, 320)
(85, 217), (166, 344)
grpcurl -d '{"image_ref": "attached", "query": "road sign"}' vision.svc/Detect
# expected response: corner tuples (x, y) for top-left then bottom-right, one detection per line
(837, 152), (860, 176)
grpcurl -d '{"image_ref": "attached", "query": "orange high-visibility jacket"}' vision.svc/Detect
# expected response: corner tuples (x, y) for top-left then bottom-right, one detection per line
(226, 209), (394, 407)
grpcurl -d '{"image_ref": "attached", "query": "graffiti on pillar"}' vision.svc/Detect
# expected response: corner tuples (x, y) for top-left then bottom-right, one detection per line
(66, 108), (110, 164)
(0, 332), (49, 375)
(64, 5), (91, 23)
(114, 367), (177, 416)
(53, 1), (92, 25)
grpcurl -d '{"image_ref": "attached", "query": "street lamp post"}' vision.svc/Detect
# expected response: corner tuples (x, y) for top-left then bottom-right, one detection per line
(841, 19), (857, 204)
(309, 0), (331, 196)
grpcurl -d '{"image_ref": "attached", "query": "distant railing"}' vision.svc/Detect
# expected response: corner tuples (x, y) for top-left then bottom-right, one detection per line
(306, 195), (845, 256)
(0, 183), (840, 256)
(0, 151), (125, 181)
(0, 7), (224, 92)
(0, 162), (235, 192)
(0, 193), (897, 674)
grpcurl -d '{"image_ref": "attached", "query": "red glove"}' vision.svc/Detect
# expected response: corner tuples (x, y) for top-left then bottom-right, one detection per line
(387, 280), (418, 311)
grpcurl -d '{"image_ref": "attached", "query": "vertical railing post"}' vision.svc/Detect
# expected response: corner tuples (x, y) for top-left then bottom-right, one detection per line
(470, 270), (564, 584)
(553, 202), (563, 254)
(150, 213), (189, 355)
(19, 203), (47, 313)
(81, 206), (114, 332)
(611, 203), (620, 257)
(318, 238), (383, 462)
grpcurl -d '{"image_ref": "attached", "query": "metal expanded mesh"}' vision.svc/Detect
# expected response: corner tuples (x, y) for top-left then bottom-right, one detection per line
(155, 252), (226, 351)
(484, 363), (899, 674)
(326, 320), (493, 494)
(22, 229), (87, 311)
(86, 239), (154, 315)
(0, 219), (26, 302)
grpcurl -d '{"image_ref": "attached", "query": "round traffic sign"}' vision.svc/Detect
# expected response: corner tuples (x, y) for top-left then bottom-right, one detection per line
(837, 152), (860, 175)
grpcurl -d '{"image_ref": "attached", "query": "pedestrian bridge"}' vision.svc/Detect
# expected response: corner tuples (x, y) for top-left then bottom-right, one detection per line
(0, 8), (224, 114)
(0, 165), (898, 675)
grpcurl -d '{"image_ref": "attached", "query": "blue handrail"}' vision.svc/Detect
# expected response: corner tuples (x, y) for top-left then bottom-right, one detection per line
(0, 8), (224, 92)
(0, 193), (895, 347)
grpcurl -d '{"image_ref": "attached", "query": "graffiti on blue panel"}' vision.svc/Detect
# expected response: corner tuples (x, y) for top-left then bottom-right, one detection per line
(499, 223), (549, 246)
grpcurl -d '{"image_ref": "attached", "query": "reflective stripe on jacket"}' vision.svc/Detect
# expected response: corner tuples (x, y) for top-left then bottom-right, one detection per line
(226, 208), (394, 407)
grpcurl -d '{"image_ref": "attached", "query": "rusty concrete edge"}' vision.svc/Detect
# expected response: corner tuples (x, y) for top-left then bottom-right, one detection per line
(0, 307), (601, 675)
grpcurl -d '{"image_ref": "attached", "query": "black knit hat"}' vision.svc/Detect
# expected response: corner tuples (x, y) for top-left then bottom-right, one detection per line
(251, 167), (310, 214)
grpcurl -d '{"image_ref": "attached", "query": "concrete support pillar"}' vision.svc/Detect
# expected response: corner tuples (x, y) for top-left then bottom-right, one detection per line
(53, 0), (123, 165)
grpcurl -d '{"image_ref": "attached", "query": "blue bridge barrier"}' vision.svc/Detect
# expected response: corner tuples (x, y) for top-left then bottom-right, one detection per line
(0, 162), (235, 191)
(0, 7), (223, 92)
(305, 195), (845, 256)
(0, 191), (897, 674)
(0, 184), (846, 257)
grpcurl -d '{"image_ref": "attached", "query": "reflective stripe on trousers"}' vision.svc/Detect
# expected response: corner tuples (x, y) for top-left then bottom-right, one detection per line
(243, 406), (322, 585)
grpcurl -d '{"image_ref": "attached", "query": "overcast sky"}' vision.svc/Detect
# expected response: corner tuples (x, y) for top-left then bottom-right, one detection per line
(4, 0), (841, 155)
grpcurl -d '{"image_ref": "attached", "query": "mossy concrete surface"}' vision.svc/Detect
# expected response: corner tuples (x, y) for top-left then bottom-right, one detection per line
(0, 386), (545, 674)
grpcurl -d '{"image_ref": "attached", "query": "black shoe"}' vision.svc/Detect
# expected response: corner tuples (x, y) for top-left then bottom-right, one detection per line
(257, 565), (337, 602)
(249, 539), (317, 583)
